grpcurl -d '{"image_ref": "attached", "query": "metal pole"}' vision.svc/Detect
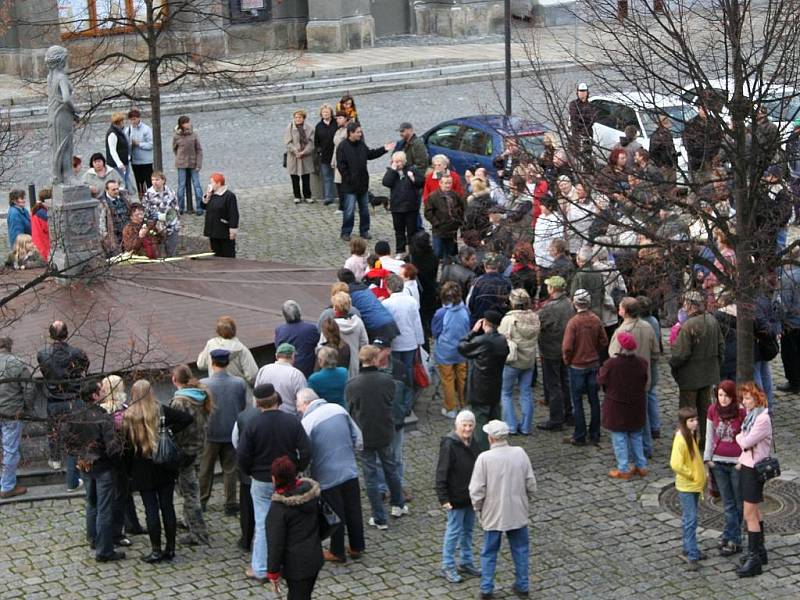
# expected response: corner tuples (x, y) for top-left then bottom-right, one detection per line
(504, 0), (512, 116)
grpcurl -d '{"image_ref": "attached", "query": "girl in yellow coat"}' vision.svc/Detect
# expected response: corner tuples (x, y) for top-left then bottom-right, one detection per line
(670, 407), (707, 570)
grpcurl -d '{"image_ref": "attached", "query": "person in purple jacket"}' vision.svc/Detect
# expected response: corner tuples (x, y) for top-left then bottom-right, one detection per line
(734, 382), (773, 578)
(703, 380), (746, 557)
(275, 300), (320, 379)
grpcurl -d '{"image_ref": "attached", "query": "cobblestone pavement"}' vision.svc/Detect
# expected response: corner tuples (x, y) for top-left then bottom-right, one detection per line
(1, 354), (799, 599)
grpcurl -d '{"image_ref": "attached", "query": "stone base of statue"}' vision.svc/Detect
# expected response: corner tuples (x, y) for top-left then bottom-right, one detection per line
(50, 184), (103, 283)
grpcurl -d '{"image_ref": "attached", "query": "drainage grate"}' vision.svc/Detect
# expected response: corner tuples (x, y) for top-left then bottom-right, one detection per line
(659, 479), (800, 534)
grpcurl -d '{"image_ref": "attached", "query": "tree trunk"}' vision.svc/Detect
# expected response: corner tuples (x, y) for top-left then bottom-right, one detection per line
(146, 1), (163, 171)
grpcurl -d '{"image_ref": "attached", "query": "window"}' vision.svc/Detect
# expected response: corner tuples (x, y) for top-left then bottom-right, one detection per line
(229, 0), (272, 24)
(426, 123), (463, 151)
(58, 1), (167, 38)
(612, 104), (639, 130)
(591, 100), (617, 129)
(459, 127), (492, 156)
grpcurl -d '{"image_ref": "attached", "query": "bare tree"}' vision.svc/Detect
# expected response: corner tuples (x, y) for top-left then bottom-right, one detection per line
(513, 0), (800, 380)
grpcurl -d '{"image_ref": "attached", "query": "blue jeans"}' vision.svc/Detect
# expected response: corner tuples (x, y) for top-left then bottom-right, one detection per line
(712, 462), (743, 545)
(610, 430), (647, 472)
(177, 168), (203, 213)
(568, 366), (600, 443)
(480, 527), (529, 594)
(441, 507), (476, 570)
(501, 365), (534, 434)
(341, 192), (370, 237)
(647, 363), (661, 432)
(361, 445), (404, 525)
(377, 427), (405, 491)
(85, 468), (115, 558)
(250, 479), (275, 577)
(432, 235), (458, 260)
(320, 163), (336, 201)
(0, 420), (22, 492)
(47, 400), (81, 489)
(753, 360), (773, 414)
(678, 491), (700, 560)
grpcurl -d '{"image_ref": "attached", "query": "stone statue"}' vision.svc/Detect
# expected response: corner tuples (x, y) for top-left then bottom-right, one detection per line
(46, 45), (79, 185)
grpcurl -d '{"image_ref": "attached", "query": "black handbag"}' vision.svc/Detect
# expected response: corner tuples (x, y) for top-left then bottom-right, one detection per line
(754, 454), (781, 483)
(153, 410), (183, 471)
(282, 152), (288, 168)
(318, 498), (342, 540)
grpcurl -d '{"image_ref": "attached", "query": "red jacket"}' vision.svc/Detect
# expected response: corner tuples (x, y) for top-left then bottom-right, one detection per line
(422, 170), (464, 204)
(530, 180), (547, 229)
(364, 267), (391, 300)
(31, 209), (50, 260)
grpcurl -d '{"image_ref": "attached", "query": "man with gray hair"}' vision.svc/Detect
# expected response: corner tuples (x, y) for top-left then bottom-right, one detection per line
(297, 388), (366, 562)
(669, 290), (724, 444)
(469, 420), (537, 599)
(275, 300), (320, 378)
(440, 245), (478, 299)
(0, 337), (34, 498)
(570, 245), (605, 319)
(255, 343), (308, 417)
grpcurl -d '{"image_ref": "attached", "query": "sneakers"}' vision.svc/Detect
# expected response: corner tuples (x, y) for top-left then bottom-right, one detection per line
(66, 479), (84, 493)
(0, 485), (27, 499)
(304, 198), (315, 204)
(335, 209), (343, 215)
(368, 517), (388, 530)
(390, 505), (409, 518)
(441, 408), (457, 419)
(457, 564), (481, 577)
(293, 198), (301, 204)
(48, 460), (62, 470)
(441, 568), (463, 583)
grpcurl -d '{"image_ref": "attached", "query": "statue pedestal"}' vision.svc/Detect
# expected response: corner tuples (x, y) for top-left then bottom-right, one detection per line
(50, 184), (103, 283)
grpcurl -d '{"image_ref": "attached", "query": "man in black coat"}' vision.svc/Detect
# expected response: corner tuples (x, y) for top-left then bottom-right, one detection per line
(37, 320), (90, 490)
(64, 380), (124, 562)
(458, 310), (509, 451)
(682, 103), (722, 180)
(336, 121), (395, 241)
(424, 174), (467, 261)
(346, 345), (407, 529)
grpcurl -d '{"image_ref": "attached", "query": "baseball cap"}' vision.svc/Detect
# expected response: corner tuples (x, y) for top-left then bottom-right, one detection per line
(398, 121), (413, 131)
(276, 342), (296, 356)
(544, 275), (566, 289)
(210, 348), (230, 365)
(577, 82), (589, 92)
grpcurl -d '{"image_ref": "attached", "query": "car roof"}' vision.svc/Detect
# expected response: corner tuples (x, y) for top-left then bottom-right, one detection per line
(590, 92), (687, 108)
(437, 115), (547, 137)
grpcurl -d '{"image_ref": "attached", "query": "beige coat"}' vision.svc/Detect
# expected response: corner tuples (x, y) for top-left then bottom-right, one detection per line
(608, 317), (659, 386)
(332, 127), (348, 184)
(469, 441), (537, 531)
(498, 309), (541, 370)
(197, 336), (259, 401)
(284, 121), (316, 176)
(172, 126), (203, 170)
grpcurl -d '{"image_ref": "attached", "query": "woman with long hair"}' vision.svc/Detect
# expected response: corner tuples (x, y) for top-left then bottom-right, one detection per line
(670, 406), (706, 571)
(123, 379), (193, 563)
(317, 318), (350, 371)
(170, 365), (214, 546)
(31, 188), (51, 260)
(5, 234), (45, 270)
(734, 382), (772, 577)
(703, 380), (746, 557)
(266, 456), (324, 600)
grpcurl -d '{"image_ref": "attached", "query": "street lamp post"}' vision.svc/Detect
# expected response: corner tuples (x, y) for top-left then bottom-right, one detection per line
(504, 0), (512, 116)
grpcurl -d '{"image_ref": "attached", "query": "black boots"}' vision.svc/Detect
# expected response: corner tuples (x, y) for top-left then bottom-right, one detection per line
(736, 531), (763, 577)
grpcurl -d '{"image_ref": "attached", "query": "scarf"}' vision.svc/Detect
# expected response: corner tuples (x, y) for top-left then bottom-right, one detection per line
(716, 398), (740, 421)
(741, 406), (766, 433)
(296, 123), (308, 149)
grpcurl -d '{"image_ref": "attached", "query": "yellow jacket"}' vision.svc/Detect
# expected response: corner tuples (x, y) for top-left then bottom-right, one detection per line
(670, 431), (706, 493)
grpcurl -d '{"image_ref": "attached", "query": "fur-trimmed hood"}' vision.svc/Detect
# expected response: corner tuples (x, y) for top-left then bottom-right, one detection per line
(271, 478), (320, 509)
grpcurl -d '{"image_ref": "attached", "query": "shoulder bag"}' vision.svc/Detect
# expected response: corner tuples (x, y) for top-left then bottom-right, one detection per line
(153, 408), (183, 471)
(318, 497), (342, 540)
(753, 437), (781, 483)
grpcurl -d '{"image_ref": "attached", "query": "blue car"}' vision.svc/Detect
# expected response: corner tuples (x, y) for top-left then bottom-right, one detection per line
(422, 115), (547, 177)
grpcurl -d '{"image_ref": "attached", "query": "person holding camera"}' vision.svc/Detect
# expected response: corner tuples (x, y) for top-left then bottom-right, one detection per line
(122, 203), (164, 259)
(382, 151), (423, 256)
(143, 171), (181, 257)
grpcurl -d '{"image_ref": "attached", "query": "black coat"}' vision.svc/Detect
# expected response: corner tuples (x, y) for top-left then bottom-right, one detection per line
(314, 118), (338, 164)
(64, 403), (122, 474)
(462, 191), (493, 242)
(126, 404), (193, 491)
(203, 189), (239, 240)
(435, 432), (480, 509)
(37, 341), (90, 402)
(683, 115), (722, 172)
(267, 478), (324, 581)
(439, 262), (476, 300)
(382, 166), (423, 213)
(649, 124), (677, 168)
(237, 409), (311, 483)
(346, 367), (396, 448)
(336, 137), (387, 195)
(424, 190), (467, 238)
(714, 309), (737, 379)
(458, 330), (509, 406)
(411, 250), (440, 316)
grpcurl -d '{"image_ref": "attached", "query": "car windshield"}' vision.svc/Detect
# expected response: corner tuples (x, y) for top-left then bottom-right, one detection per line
(762, 94), (800, 123)
(640, 105), (697, 137)
(516, 134), (545, 157)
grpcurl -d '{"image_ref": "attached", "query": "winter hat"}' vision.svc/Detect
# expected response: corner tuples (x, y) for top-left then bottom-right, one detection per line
(617, 331), (638, 352)
(573, 289), (591, 306)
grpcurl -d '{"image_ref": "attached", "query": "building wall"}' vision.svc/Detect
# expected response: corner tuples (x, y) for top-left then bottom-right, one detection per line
(413, 0), (505, 37)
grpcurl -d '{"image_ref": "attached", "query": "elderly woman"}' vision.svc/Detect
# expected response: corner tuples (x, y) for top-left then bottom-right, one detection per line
(422, 154), (464, 203)
(308, 346), (348, 408)
(598, 332), (649, 480)
(197, 316), (259, 400)
(201, 172), (239, 258)
(435, 409), (481, 584)
(383, 150), (423, 255)
(275, 300), (320, 379)
(314, 104), (338, 205)
(498, 289), (540, 435)
(285, 109), (316, 204)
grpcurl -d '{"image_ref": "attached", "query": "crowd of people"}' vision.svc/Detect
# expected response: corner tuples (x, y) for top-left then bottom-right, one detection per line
(2, 83), (797, 594)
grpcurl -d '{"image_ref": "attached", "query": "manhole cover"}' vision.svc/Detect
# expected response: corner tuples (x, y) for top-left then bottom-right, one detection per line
(659, 478), (800, 534)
